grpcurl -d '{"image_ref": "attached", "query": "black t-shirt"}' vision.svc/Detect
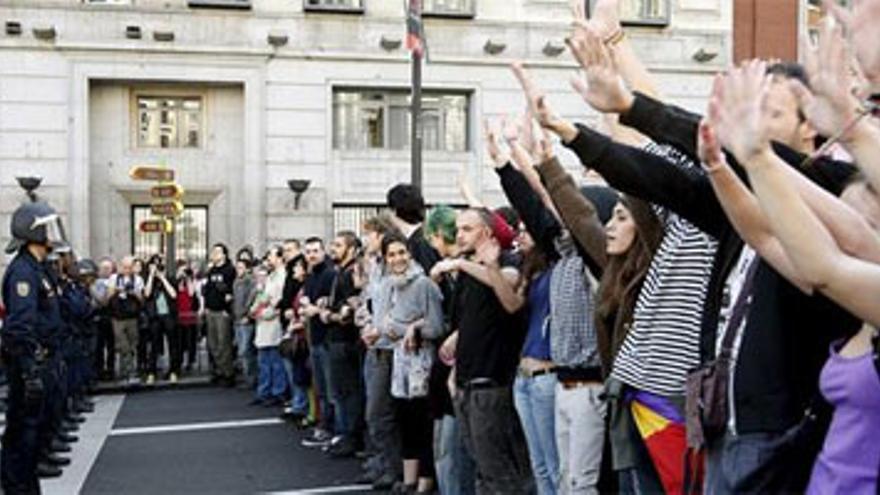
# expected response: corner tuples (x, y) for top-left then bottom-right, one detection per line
(326, 261), (360, 343)
(303, 259), (336, 346)
(202, 262), (236, 312)
(452, 254), (526, 387)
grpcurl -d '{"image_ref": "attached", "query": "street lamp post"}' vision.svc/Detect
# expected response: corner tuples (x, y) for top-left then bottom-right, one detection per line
(16, 176), (42, 202)
(407, 0), (424, 191)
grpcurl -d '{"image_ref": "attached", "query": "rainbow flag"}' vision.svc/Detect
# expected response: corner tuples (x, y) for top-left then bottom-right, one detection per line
(629, 390), (688, 495)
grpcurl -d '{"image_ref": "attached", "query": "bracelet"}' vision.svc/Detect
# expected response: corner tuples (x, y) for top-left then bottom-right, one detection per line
(604, 29), (625, 47)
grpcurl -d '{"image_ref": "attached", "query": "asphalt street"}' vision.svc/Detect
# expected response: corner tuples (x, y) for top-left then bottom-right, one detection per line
(36, 386), (371, 495)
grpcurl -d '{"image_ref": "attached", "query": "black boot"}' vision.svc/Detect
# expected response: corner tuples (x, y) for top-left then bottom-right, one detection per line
(65, 413), (86, 424)
(36, 462), (63, 478)
(56, 431), (79, 443)
(50, 438), (72, 453)
(43, 452), (71, 467)
(75, 399), (95, 414)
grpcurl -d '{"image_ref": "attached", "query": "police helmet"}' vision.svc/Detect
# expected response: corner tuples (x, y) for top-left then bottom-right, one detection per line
(6, 201), (65, 254)
(75, 259), (98, 279)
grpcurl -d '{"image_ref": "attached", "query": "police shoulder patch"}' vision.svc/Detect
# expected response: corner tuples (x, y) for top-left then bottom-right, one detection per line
(16, 281), (30, 298)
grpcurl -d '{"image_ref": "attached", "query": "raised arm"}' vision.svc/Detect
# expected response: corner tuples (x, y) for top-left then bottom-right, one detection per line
(797, 20), (880, 197)
(698, 107), (810, 291)
(503, 110), (561, 219)
(570, 0), (660, 98)
(486, 115), (562, 258)
(716, 60), (880, 327)
(534, 152), (608, 271)
(457, 168), (484, 208)
(511, 60), (725, 237)
(825, 0), (880, 91)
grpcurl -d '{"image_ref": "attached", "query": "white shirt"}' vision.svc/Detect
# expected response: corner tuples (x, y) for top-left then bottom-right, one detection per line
(715, 246), (758, 434)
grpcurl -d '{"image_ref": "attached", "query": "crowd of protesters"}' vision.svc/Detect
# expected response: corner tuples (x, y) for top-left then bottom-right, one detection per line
(4, 0), (880, 493)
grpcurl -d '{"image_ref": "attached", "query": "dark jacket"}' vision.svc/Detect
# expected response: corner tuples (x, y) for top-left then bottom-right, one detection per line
(564, 92), (860, 435)
(280, 254), (305, 328)
(303, 258), (336, 346)
(1, 249), (61, 353)
(407, 226), (440, 275)
(326, 259), (360, 343)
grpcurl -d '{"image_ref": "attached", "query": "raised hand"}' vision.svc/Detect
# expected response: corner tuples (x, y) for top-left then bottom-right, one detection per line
(502, 115), (522, 146)
(511, 62), (564, 130)
(697, 117), (725, 174)
(571, 0), (621, 43)
(566, 26), (634, 114)
(700, 75), (727, 173)
(824, 0), (880, 87)
(712, 60), (773, 166)
(796, 21), (863, 139)
(483, 118), (510, 169)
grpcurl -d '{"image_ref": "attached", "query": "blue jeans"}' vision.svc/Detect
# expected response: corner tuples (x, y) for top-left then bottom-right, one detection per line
(235, 322), (257, 387)
(282, 358), (309, 415)
(327, 340), (364, 440)
(434, 414), (477, 495)
(514, 373), (560, 495)
(256, 347), (288, 400)
(310, 343), (336, 433)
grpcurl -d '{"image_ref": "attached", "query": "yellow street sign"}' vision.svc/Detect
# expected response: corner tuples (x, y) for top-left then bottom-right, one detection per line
(130, 166), (175, 182)
(151, 201), (183, 217)
(151, 183), (184, 200)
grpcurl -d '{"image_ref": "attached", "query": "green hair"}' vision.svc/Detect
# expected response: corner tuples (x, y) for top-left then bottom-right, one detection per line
(424, 205), (458, 246)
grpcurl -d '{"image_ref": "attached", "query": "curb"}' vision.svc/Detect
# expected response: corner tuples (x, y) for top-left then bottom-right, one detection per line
(91, 376), (214, 395)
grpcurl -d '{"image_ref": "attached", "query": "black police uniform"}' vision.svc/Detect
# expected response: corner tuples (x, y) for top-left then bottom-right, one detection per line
(39, 263), (70, 463)
(1, 248), (62, 494)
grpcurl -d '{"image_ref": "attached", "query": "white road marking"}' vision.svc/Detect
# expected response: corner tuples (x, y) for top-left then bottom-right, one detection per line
(266, 485), (373, 494)
(109, 417), (284, 436)
(42, 394), (126, 495)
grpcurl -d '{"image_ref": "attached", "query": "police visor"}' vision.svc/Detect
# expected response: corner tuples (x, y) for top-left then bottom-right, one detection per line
(32, 213), (66, 248)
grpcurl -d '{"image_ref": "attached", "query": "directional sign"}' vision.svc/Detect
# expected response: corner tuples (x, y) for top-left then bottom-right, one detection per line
(140, 219), (165, 233)
(151, 183), (184, 200)
(151, 201), (183, 217)
(130, 166), (175, 182)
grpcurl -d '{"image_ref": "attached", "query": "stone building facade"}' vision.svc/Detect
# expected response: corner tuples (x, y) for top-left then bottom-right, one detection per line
(0, 0), (733, 265)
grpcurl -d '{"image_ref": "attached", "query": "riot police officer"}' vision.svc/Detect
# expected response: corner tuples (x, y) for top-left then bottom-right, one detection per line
(1, 200), (66, 494)
(70, 259), (98, 412)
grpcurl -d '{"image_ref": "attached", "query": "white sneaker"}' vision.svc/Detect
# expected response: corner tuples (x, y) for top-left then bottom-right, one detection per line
(146, 374), (155, 385)
(169, 373), (179, 384)
(301, 429), (332, 448)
